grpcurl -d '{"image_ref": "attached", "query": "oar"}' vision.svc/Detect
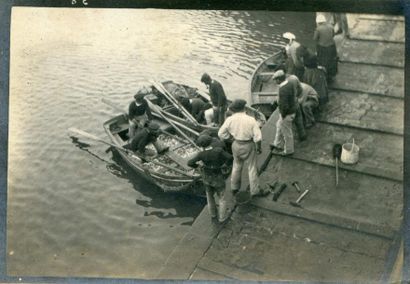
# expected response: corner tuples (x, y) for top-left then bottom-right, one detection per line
(332, 144), (342, 187)
(150, 80), (200, 126)
(151, 109), (200, 137)
(145, 98), (200, 150)
(67, 127), (197, 178)
(102, 97), (198, 144)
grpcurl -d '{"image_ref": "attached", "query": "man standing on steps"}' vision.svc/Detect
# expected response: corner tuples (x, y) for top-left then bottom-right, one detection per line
(200, 73), (227, 126)
(270, 70), (297, 156)
(218, 99), (263, 198)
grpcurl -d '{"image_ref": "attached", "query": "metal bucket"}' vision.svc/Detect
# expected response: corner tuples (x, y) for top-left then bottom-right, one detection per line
(341, 139), (359, 164)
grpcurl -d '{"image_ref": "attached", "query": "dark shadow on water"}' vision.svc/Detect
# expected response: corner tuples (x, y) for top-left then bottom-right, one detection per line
(70, 132), (206, 225)
(70, 136), (112, 164)
(70, 136), (205, 224)
(109, 150), (206, 224)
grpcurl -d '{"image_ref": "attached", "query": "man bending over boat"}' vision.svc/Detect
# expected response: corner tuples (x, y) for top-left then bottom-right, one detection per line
(128, 89), (153, 139)
(125, 122), (168, 157)
(177, 96), (211, 124)
(188, 134), (233, 223)
(200, 73), (227, 126)
(298, 82), (320, 129)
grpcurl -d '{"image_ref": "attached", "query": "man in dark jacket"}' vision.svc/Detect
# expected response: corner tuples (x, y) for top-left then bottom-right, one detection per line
(200, 73), (227, 126)
(270, 70), (297, 156)
(125, 122), (168, 156)
(128, 90), (153, 139)
(178, 96), (211, 124)
(188, 134), (233, 223)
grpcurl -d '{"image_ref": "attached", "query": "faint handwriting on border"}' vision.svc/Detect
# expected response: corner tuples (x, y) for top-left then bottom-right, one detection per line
(71, 0), (88, 5)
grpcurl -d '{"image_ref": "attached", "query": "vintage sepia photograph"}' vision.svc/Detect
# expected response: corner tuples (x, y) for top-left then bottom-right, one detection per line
(3, 3), (407, 283)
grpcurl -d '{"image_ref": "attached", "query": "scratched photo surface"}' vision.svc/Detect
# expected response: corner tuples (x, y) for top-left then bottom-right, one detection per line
(7, 7), (404, 281)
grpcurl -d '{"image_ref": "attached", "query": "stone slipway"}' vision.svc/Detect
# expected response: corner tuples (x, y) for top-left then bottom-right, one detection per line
(190, 208), (392, 282)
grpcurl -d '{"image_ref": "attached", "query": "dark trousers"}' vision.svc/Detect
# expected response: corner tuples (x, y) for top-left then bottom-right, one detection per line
(214, 105), (227, 126)
(294, 103), (306, 139)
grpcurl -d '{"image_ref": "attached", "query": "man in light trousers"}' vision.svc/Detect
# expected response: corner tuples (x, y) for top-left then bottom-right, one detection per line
(270, 70), (297, 156)
(218, 99), (262, 198)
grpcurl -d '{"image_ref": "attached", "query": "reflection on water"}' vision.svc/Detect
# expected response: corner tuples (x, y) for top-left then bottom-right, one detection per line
(7, 8), (315, 278)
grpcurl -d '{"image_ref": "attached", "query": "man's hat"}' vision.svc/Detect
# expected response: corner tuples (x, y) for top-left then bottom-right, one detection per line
(282, 32), (296, 40)
(272, 70), (286, 79)
(196, 134), (213, 148)
(229, 99), (247, 113)
(316, 14), (327, 24)
(200, 73), (211, 83)
(148, 122), (160, 132)
(134, 92), (146, 101)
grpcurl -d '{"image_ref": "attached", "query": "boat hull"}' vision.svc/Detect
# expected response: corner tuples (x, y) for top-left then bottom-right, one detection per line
(103, 114), (205, 196)
(249, 51), (285, 118)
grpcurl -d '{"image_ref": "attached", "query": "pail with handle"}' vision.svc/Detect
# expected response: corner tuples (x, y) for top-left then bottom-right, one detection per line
(340, 138), (360, 164)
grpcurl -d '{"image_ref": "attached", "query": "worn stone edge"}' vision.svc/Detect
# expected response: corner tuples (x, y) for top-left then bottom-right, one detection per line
(250, 197), (397, 240)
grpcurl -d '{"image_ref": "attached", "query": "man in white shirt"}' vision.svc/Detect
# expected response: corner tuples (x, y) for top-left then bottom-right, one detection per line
(218, 99), (262, 198)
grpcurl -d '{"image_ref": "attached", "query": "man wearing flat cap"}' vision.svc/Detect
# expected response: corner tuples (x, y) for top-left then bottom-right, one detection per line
(128, 88), (153, 139)
(270, 70), (297, 156)
(200, 73), (227, 126)
(188, 134), (233, 223)
(125, 121), (168, 156)
(218, 99), (263, 198)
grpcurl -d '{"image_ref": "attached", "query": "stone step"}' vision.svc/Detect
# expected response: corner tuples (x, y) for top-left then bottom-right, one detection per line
(349, 17), (405, 43)
(259, 113), (403, 182)
(331, 62), (404, 98)
(257, 157), (402, 238)
(339, 39), (404, 68)
(319, 90), (404, 135)
(359, 15), (404, 22)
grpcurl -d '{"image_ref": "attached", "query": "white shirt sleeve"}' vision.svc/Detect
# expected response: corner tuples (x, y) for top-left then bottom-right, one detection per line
(218, 118), (232, 140)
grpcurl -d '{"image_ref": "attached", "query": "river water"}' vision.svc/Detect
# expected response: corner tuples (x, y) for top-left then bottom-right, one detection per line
(7, 8), (315, 279)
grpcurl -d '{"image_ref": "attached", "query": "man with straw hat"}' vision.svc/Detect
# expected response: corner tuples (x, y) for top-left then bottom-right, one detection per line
(218, 99), (263, 198)
(282, 32), (306, 80)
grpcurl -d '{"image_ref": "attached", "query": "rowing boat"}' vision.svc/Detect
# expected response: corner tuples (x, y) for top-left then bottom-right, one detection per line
(249, 51), (285, 119)
(102, 114), (204, 195)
